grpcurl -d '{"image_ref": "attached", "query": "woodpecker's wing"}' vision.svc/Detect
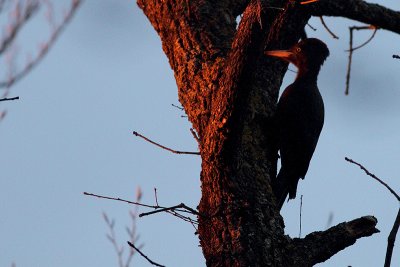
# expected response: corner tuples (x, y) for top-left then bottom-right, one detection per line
(276, 83), (324, 179)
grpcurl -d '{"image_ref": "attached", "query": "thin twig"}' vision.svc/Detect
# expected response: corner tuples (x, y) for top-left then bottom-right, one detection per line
(307, 23), (317, 31)
(350, 25), (375, 31)
(190, 128), (200, 144)
(125, 187), (142, 267)
(385, 207), (400, 267)
(345, 157), (400, 201)
(139, 203), (199, 218)
(151, 189), (199, 225)
(132, 131), (200, 155)
(171, 103), (184, 110)
(84, 192), (158, 209)
(345, 27), (353, 95)
(300, 0), (319, 4)
(319, 16), (339, 39)
(346, 26), (378, 51)
(299, 195), (303, 238)
(84, 191), (199, 224)
(154, 188), (159, 206)
(0, 0), (82, 89)
(103, 213), (124, 267)
(345, 25), (377, 95)
(127, 241), (165, 267)
(0, 1), (39, 55)
(166, 210), (199, 225)
(0, 96), (18, 101)
(345, 157), (400, 267)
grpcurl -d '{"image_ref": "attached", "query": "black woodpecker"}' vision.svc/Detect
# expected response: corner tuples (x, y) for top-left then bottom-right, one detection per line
(265, 38), (330, 210)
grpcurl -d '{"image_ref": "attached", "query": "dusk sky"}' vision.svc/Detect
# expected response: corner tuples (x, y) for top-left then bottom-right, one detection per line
(1, 1), (399, 266)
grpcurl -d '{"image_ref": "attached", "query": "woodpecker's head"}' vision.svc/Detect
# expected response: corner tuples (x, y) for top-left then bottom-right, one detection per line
(265, 38), (330, 74)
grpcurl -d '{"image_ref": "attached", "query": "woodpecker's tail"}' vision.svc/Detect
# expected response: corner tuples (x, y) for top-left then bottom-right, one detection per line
(272, 168), (299, 210)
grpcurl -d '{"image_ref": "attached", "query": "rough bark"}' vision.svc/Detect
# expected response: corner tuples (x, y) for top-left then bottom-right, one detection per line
(136, 0), (398, 266)
(311, 0), (400, 34)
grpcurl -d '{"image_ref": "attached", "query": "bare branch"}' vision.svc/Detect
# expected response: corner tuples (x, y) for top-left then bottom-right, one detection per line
(306, 23), (317, 32)
(344, 25), (377, 95)
(291, 216), (379, 266)
(0, 1), (39, 55)
(0, 96), (18, 101)
(103, 187), (142, 267)
(84, 192), (156, 209)
(393, 55), (400, 59)
(190, 128), (200, 144)
(310, 0), (400, 35)
(127, 241), (165, 267)
(345, 157), (400, 201)
(125, 189), (143, 267)
(171, 103), (184, 110)
(299, 195), (303, 238)
(345, 157), (400, 266)
(84, 191), (199, 225)
(132, 131), (200, 155)
(319, 16), (339, 39)
(103, 212), (125, 267)
(154, 188), (159, 206)
(346, 25), (378, 52)
(0, 0), (82, 89)
(385, 208), (400, 267)
(139, 203), (199, 218)
(345, 27), (353, 95)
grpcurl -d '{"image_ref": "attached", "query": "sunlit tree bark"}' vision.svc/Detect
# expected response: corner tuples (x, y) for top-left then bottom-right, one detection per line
(137, 0), (399, 265)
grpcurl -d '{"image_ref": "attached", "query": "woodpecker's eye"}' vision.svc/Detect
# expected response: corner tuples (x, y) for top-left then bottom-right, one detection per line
(296, 47), (302, 53)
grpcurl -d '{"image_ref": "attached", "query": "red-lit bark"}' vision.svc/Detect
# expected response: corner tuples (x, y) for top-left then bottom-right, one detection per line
(136, 0), (398, 265)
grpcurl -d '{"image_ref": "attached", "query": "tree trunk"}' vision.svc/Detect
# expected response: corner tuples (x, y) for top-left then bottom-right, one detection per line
(136, 0), (399, 265)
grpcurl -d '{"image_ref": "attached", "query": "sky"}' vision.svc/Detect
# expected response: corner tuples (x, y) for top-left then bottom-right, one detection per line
(0, 1), (399, 266)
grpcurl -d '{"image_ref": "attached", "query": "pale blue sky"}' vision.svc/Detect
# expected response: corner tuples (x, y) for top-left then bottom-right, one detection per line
(0, 1), (399, 266)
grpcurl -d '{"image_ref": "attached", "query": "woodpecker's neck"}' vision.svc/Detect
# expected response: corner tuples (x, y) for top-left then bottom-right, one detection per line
(295, 65), (321, 85)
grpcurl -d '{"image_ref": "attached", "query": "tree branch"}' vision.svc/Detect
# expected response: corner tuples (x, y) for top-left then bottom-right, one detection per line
(344, 157), (400, 267)
(132, 131), (200, 155)
(0, 1), (39, 55)
(319, 16), (339, 39)
(127, 241), (165, 267)
(209, 0), (275, 132)
(0, 0), (82, 89)
(0, 96), (18, 102)
(385, 208), (400, 267)
(206, 0), (310, 154)
(137, 0), (385, 265)
(139, 203), (199, 218)
(345, 157), (400, 201)
(291, 216), (379, 266)
(84, 192), (199, 225)
(310, 0), (400, 34)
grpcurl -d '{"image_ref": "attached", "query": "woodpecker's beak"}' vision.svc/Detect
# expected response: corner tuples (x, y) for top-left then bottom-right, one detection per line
(265, 50), (296, 64)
